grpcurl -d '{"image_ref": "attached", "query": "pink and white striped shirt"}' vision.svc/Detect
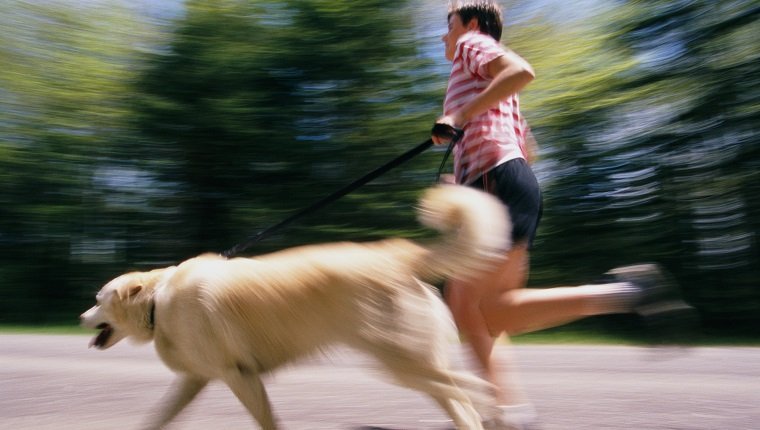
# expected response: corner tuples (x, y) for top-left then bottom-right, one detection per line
(444, 31), (530, 185)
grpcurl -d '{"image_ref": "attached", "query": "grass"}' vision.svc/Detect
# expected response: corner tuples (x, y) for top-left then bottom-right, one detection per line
(0, 325), (91, 335)
(510, 327), (760, 347)
(2, 324), (758, 346)
(510, 330), (642, 345)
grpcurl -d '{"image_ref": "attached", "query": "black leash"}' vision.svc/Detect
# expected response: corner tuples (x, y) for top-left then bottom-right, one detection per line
(221, 123), (463, 258)
(435, 129), (457, 184)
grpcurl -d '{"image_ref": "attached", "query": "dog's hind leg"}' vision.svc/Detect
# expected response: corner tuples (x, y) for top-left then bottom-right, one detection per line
(410, 374), (483, 430)
(142, 375), (208, 430)
(390, 362), (483, 429)
(432, 395), (484, 430)
(357, 342), (484, 430)
(223, 364), (278, 430)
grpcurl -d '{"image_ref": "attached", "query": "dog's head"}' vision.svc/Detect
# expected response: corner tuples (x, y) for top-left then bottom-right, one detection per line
(80, 268), (167, 350)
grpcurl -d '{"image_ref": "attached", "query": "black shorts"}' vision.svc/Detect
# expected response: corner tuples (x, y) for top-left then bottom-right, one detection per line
(468, 158), (543, 248)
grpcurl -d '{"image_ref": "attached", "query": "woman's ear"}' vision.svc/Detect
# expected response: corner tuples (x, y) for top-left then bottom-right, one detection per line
(466, 17), (480, 31)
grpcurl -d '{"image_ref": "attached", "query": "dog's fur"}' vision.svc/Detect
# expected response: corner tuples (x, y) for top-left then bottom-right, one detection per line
(80, 184), (511, 430)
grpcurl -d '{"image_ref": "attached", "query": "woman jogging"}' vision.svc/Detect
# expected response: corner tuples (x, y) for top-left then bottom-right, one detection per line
(432, 2), (695, 428)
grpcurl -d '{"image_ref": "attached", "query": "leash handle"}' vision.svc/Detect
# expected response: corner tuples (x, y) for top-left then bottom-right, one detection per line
(431, 123), (463, 144)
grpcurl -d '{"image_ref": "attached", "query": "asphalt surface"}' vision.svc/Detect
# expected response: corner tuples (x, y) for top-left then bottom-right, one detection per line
(1, 334), (758, 429)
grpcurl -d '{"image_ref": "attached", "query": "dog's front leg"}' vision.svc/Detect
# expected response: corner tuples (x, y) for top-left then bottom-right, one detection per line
(223, 365), (278, 430)
(141, 375), (208, 430)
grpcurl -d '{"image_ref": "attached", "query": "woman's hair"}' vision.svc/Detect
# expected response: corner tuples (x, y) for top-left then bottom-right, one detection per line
(448, 1), (503, 41)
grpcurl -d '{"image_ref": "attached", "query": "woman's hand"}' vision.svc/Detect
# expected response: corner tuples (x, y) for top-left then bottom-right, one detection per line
(432, 114), (464, 145)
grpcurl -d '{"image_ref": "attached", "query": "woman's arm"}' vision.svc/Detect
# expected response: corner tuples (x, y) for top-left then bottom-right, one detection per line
(436, 50), (534, 133)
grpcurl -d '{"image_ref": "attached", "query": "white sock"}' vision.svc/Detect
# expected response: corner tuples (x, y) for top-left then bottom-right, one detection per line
(498, 403), (537, 422)
(577, 281), (641, 315)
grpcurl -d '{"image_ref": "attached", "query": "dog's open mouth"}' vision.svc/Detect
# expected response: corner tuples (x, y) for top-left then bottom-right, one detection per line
(90, 323), (113, 349)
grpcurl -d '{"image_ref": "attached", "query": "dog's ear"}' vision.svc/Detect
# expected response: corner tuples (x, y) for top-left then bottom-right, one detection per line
(128, 285), (143, 298)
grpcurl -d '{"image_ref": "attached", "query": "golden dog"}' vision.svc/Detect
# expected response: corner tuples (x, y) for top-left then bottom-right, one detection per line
(80, 184), (511, 429)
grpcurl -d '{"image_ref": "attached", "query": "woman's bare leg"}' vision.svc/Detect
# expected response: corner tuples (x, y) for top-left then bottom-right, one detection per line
(447, 242), (639, 406)
(445, 244), (532, 406)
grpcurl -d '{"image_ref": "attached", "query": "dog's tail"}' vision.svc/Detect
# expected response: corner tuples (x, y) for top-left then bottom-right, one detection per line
(415, 184), (511, 282)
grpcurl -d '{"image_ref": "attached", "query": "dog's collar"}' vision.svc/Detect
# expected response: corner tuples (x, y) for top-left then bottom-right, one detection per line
(148, 301), (156, 330)
(147, 267), (175, 331)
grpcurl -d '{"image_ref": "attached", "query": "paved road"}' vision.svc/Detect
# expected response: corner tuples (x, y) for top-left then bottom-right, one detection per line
(1, 334), (757, 429)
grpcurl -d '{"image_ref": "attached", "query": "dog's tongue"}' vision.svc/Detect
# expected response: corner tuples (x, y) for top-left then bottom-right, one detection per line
(90, 324), (112, 348)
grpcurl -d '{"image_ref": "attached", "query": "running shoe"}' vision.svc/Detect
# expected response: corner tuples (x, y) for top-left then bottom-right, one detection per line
(607, 263), (699, 343)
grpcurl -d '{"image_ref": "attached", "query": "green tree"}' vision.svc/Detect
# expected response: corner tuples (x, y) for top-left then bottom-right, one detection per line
(509, 1), (759, 331)
(133, 0), (443, 259)
(608, 1), (760, 329)
(0, 1), (155, 322)
(505, 8), (645, 284)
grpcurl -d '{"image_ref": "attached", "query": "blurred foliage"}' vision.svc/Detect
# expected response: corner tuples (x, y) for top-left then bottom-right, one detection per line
(0, 0), (757, 334)
(609, 0), (760, 329)
(505, 4), (644, 282)
(0, 1), (154, 321)
(130, 0), (443, 261)
(511, 0), (759, 331)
